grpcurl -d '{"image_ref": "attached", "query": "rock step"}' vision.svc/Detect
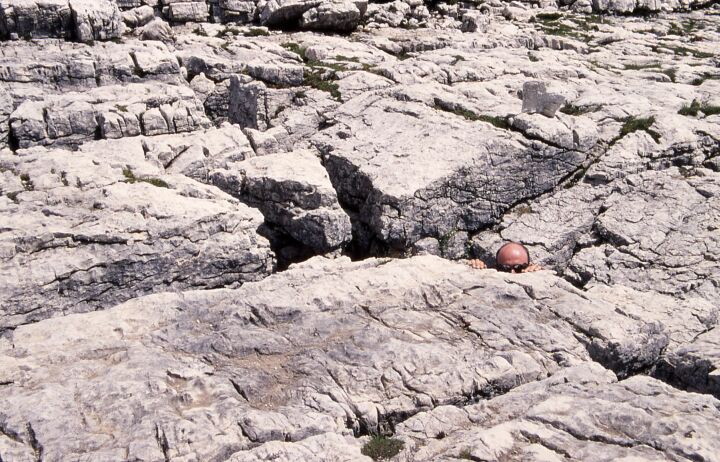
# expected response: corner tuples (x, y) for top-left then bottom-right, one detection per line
(9, 82), (211, 148)
(0, 0), (123, 43)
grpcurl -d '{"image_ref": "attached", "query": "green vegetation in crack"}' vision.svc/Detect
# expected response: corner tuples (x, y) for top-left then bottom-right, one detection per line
(668, 19), (704, 37)
(244, 27), (269, 37)
(335, 55), (375, 71)
(281, 42), (306, 58)
(611, 116), (661, 145)
(514, 204), (533, 216)
(678, 100), (720, 117)
(304, 69), (341, 100)
(690, 72), (720, 86)
(560, 104), (601, 116)
(433, 100), (509, 129)
(458, 448), (474, 460)
(122, 166), (170, 188)
(650, 44), (714, 59)
(661, 67), (677, 82)
(361, 436), (405, 461)
(531, 13), (597, 41)
(623, 62), (661, 71)
(217, 26), (241, 38)
(282, 43), (343, 100)
(438, 229), (458, 257)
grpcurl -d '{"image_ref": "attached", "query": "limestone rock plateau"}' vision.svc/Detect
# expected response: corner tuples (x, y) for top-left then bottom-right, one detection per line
(1, 0), (720, 461)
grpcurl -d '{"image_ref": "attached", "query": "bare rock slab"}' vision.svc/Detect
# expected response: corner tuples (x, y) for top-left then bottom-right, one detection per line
(0, 140), (274, 330)
(567, 167), (720, 303)
(396, 363), (720, 461)
(313, 94), (589, 251)
(0, 256), (684, 460)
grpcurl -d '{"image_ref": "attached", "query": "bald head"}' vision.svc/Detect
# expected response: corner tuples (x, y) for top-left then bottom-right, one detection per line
(496, 242), (530, 271)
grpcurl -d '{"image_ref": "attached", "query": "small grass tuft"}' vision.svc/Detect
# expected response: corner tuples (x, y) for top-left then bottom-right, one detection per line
(122, 166), (170, 188)
(458, 448), (474, 459)
(361, 436), (404, 461)
(281, 42), (306, 60)
(452, 55), (466, 64)
(433, 100), (510, 129)
(661, 67), (677, 83)
(560, 104), (600, 115)
(690, 73), (720, 86)
(624, 62), (661, 71)
(334, 55), (360, 62)
(217, 26), (240, 38)
(243, 27), (269, 37)
(613, 116), (661, 144)
(303, 70), (341, 100)
(678, 100), (720, 117)
(534, 12), (563, 22)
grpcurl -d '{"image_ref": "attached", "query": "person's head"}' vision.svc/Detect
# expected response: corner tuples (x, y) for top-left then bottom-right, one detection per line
(496, 242), (530, 273)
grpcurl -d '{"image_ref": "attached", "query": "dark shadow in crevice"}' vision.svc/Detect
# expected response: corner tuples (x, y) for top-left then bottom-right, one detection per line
(257, 223), (318, 271)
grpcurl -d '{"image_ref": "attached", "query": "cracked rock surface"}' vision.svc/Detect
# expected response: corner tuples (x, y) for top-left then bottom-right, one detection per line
(3, 256), (717, 461)
(1, 0), (720, 460)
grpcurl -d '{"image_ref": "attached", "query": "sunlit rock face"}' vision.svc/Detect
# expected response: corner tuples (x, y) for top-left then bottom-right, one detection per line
(1, 1), (720, 459)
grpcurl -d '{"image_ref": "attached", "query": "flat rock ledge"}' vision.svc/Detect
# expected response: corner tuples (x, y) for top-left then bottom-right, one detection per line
(1, 256), (718, 460)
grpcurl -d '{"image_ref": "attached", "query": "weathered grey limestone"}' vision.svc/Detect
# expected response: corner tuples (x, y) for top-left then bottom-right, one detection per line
(228, 75), (296, 130)
(521, 81), (566, 118)
(395, 362), (720, 461)
(70, 0), (125, 43)
(217, 0), (257, 23)
(0, 255), (686, 459)
(211, 150), (352, 253)
(141, 123), (257, 180)
(166, 1), (209, 23)
(314, 93), (591, 251)
(656, 326), (720, 399)
(567, 167), (720, 303)
(122, 5), (155, 28)
(9, 82), (210, 148)
(0, 39), (183, 95)
(0, 139), (274, 330)
(1, 6), (720, 460)
(299, 0), (366, 32)
(0, 0), (123, 43)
